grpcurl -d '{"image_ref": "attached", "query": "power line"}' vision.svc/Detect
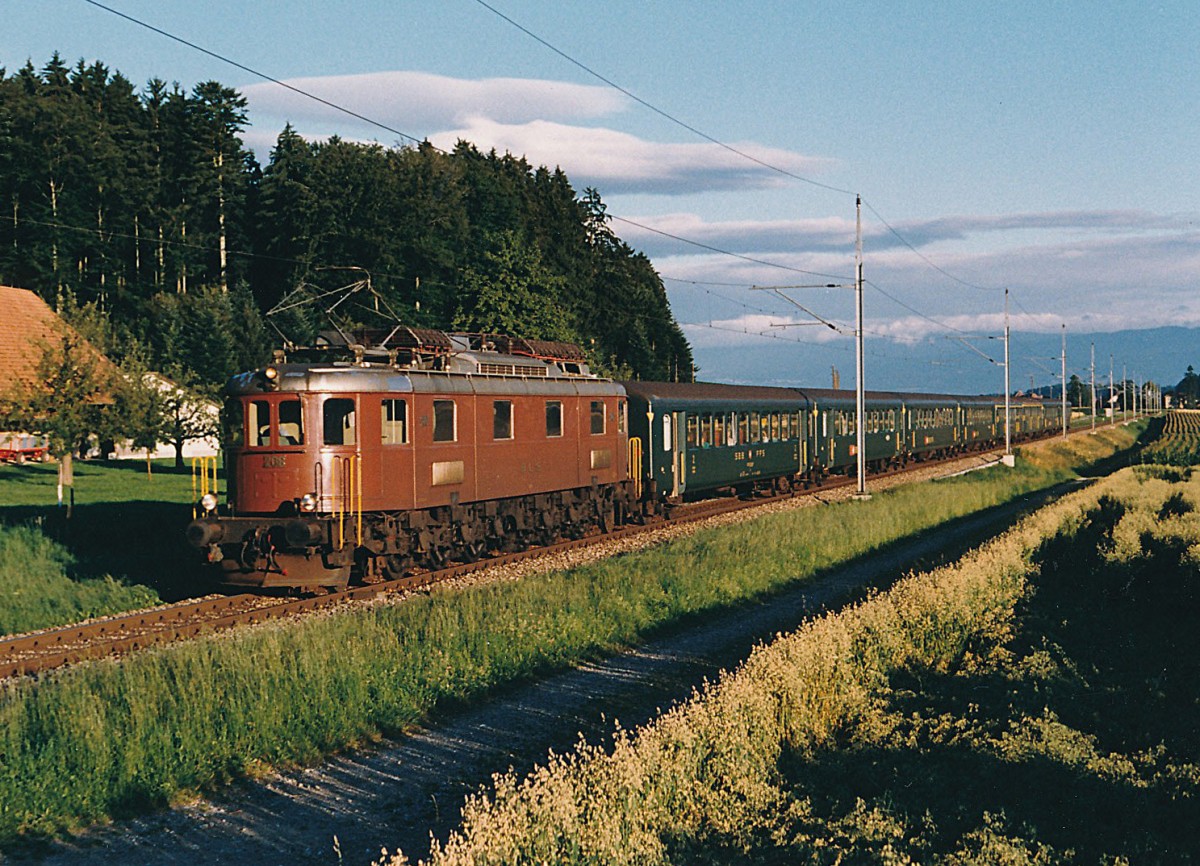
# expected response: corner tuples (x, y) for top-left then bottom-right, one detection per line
(469, 0), (1022, 302)
(469, 0), (855, 197)
(611, 214), (851, 280)
(80, 0), (426, 146)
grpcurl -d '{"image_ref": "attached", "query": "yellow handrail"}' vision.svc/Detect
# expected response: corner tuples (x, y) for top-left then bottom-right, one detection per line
(191, 455), (218, 519)
(627, 437), (643, 499)
(330, 455), (363, 550)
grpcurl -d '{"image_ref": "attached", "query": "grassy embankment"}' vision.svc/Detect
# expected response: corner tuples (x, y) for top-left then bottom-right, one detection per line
(0, 459), (215, 634)
(0, 426), (1139, 845)
(407, 457), (1200, 864)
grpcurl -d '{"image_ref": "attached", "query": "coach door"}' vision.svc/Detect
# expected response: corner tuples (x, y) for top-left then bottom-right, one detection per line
(673, 411), (687, 497)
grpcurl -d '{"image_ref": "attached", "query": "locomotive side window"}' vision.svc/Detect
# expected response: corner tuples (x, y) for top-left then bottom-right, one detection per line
(545, 401), (563, 437)
(223, 399), (245, 447)
(381, 399), (407, 445)
(249, 400), (271, 447)
(322, 398), (354, 446)
(618, 400), (626, 434)
(433, 400), (456, 442)
(279, 399), (304, 445)
(493, 400), (513, 440)
(590, 401), (605, 434)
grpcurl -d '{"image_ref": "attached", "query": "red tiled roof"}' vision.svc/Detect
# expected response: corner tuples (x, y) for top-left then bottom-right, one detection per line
(0, 285), (115, 395)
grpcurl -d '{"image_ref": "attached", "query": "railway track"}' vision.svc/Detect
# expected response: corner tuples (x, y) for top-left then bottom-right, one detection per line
(0, 430), (1098, 681)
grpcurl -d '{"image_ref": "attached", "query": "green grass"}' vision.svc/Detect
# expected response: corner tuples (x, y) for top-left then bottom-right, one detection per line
(0, 426), (1140, 845)
(0, 458), (216, 508)
(0, 526), (160, 637)
(0, 459), (217, 606)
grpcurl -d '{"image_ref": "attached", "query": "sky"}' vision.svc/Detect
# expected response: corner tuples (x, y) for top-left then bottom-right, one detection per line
(5, 0), (1199, 392)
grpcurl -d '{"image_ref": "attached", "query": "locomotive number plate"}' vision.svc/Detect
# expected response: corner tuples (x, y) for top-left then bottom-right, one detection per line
(262, 455), (287, 468)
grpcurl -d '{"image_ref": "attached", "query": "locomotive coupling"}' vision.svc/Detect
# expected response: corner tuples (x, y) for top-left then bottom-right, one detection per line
(186, 519), (225, 548)
(284, 518), (325, 548)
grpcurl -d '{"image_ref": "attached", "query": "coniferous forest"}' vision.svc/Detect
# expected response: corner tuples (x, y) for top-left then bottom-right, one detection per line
(0, 55), (694, 386)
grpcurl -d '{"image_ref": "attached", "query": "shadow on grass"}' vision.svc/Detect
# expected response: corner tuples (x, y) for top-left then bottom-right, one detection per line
(0, 502), (215, 602)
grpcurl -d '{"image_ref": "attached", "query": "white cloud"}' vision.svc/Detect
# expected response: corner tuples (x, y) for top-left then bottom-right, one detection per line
(243, 70), (835, 195)
(242, 70), (626, 134)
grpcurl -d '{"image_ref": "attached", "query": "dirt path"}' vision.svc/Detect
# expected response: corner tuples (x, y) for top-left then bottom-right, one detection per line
(14, 474), (1087, 866)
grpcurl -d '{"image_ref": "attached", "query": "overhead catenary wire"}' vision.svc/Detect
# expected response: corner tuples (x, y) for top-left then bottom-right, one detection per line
(76, 0), (1071, 375)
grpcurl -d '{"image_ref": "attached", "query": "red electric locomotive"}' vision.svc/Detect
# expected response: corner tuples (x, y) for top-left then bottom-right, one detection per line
(187, 329), (638, 590)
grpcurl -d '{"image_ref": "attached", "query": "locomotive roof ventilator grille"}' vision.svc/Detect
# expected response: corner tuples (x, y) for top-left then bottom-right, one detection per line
(477, 362), (548, 377)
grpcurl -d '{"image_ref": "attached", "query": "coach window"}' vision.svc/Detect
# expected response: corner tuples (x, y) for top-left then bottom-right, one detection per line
(322, 398), (354, 446)
(728, 414), (739, 446)
(433, 399), (456, 442)
(686, 416), (698, 447)
(545, 401), (563, 437)
(493, 400), (513, 440)
(770, 413), (780, 441)
(738, 414), (749, 444)
(381, 399), (407, 445)
(590, 400), (606, 434)
(713, 414), (725, 447)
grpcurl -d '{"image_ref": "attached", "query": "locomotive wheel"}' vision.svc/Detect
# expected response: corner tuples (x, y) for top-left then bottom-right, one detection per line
(460, 541), (486, 563)
(383, 554), (413, 579)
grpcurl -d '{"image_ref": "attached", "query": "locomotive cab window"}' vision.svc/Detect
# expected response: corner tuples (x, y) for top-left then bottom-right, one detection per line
(545, 401), (563, 437)
(590, 400), (605, 434)
(493, 400), (513, 440)
(381, 399), (407, 445)
(249, 400), (271, 447)
(279, 399), (304, 445)
(433, 400), (456, 442)
(322, 398), (355, 446)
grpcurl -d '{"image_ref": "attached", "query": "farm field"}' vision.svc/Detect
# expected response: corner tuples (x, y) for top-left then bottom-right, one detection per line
(414, 462), (1200, 865)
(0, 424), (1141, 850)
(1140, 409), (1200, 466)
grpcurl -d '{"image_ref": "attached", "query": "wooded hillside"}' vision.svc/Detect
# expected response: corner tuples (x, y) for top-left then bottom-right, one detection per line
(0, 55), (693, 384)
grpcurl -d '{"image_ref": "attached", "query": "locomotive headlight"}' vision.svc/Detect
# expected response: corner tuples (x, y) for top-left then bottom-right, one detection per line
(200, 492), (219, 514)
(262, 366), (279, 390)
(299, 492), (318, 513)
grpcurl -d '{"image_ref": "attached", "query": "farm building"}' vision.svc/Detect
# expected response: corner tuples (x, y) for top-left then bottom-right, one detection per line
(0, 285), (218, 462)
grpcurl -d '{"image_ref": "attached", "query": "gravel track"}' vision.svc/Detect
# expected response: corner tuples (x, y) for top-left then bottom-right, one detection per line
(10, 447), (1081, 866)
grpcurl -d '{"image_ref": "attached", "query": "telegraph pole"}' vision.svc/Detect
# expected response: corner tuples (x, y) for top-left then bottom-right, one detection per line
(1061, 324), (1068, 437)
(1110, 355), (1115, 426)
(853, 195), (868, 498)
(1123, 364), (1128, 422)
(1004, 289), (1012, 460)
(1090, 343), (1096, 432)
(750, 196), (868, 496)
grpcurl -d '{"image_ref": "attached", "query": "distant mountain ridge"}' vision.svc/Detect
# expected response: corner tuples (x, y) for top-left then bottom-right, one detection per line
(694, 325), (1198, 396)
